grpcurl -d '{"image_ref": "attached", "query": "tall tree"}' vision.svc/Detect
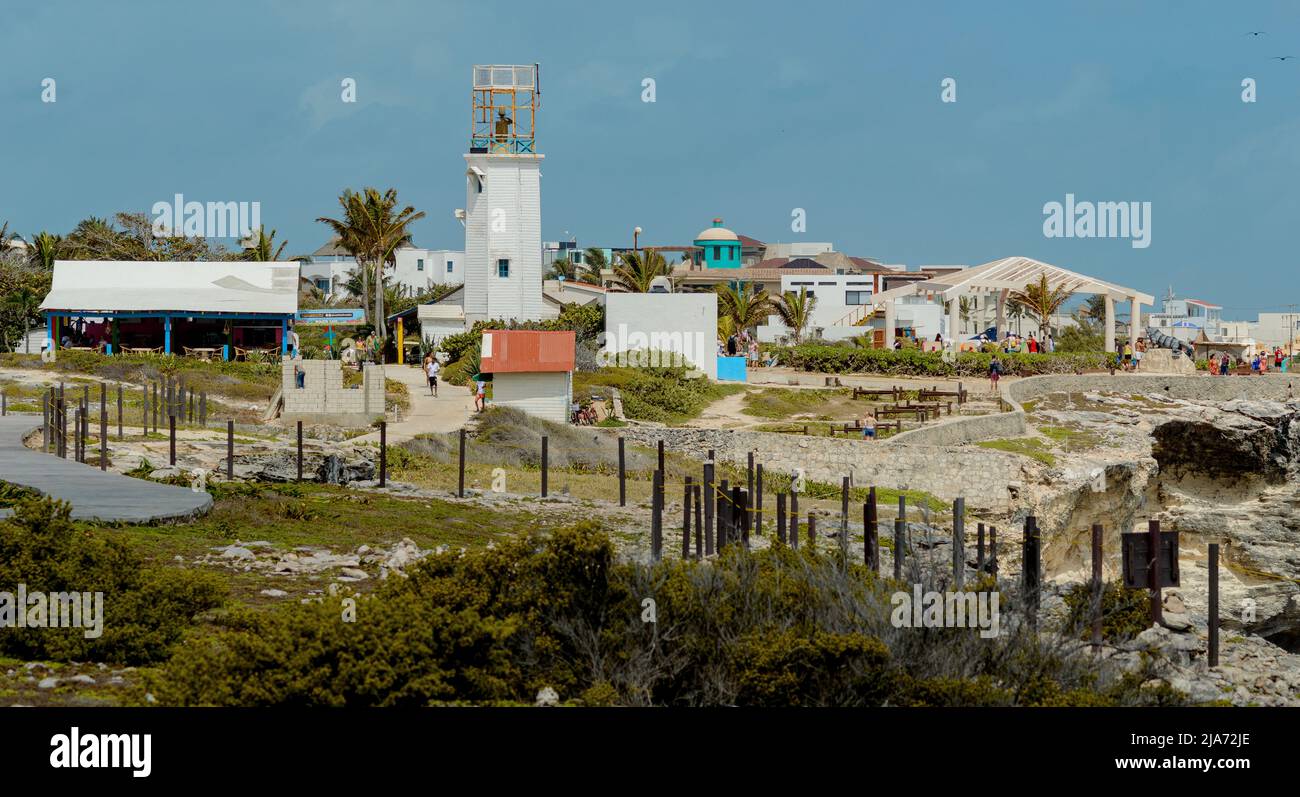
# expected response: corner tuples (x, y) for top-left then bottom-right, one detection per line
(1009, 275), (1075, 336)
(716, 282), (772, 334)
(240, 227), (288, 261)
(546, 257), (577, 281)
(775, 287), (817, 344)
(2, 284), (42, 354)
(317, 188), (426, 340)
(610, 249), (675, 293)
(28, 231), (62, 270)
(579, 247), (608, 285)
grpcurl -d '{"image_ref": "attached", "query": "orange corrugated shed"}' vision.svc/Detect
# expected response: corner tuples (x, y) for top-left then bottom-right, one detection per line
(480, 329), (576, 373)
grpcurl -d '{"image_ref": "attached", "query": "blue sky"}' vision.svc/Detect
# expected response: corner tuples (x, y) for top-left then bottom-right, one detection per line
(3, 0), (1299, 318)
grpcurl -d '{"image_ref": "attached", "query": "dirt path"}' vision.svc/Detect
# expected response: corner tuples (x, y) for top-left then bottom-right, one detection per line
(356, 362), (476, 444)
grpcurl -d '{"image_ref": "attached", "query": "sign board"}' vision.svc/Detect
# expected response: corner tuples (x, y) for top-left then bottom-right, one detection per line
(295, 308), (366, 325)
(1121, 531), (1180, 589)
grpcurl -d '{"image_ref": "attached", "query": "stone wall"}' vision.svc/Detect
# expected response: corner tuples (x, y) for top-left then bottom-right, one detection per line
(617, 426), (1036, 509)
(281, 361), (385, 425)
(890, 373), (1296, 447)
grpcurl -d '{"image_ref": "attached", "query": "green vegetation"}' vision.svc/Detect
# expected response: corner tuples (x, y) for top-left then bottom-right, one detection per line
(976, 437), (1057, 467)
(1062, 583), (1151, 642)
(574, 365), (743, 424)
(772, 345), (1112, 377)
(152, 522), (1185, 707)
(1038, 424), (1100, 450)
(0, 498), (226, 664)
(741, 387), (857, 419)
(0, 351), (279, 403)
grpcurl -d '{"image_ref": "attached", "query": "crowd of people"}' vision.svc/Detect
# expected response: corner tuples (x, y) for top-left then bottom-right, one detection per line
(1206, 347), (1292, 375)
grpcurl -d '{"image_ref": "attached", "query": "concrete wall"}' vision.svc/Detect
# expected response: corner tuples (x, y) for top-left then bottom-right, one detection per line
(616, 426), (1034, 508)
(392, 248), (464, 293)
(282, 360), (385, 425)
(493, 371), (571, 424)
(605, 293), (718, 380)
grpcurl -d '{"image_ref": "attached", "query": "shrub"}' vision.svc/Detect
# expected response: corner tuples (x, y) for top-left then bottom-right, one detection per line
(154, 523), (1185, 707)
(773, 344), (1112, 377)
(0, 498), (226, 664)
(1062, 582), (1151, 642)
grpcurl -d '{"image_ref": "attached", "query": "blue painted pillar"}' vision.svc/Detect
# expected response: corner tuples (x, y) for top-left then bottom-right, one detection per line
(164, 315), (172, 355)
(223, 344), (230, 361)
(46, 313), (54, 351)
(281, 318), (288, 354)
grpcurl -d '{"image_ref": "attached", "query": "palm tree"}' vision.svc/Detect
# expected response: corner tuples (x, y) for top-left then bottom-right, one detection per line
(240, 227), (288, 261)
(546, 257), (577, 281)
(28, 231), (61, 269)
(1006, 298), (1026, 336)
(1009, 275), (1076, 336)
(579, 247), (608, 285)
(958, 296), (973, 335)
(610, 249), (675, 293)
(774, 287), (817, 344)
(317, 188), (426, 341)
(716, 283), (772, 335)
(4, 285), (41, 353)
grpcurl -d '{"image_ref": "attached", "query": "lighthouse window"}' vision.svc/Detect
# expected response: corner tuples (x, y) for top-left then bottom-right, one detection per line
(417, 258), (425, 271)
(446, 260), (454, 273)
(713, 245), (721, 260)
(497, 259), (510, 278)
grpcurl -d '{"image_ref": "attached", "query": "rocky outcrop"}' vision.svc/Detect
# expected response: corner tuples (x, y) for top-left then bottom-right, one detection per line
(1151, 403), (1294, 482)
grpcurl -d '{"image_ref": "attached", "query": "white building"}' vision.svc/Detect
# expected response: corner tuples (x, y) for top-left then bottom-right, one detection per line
(1249, 313), (1300, 348)
(757, 273), (879, 343)
(301, 242), (464, 298)
(605, 293), (718, 380)
(461, 64), (545, 325)
(1147, 291), (1224, 344)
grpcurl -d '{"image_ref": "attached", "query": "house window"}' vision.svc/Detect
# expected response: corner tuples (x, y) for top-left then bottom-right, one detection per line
(497, 259), (510, 278)
(417, 258), (425, 272)
(713, 245), (721, 261)
(315, 278), (330, 292)
(446, 260), (454, 273)
(846, 291), (869, 305)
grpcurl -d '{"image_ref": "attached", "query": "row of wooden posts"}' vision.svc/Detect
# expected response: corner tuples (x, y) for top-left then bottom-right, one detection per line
(34, 379), (391, 488)
(29, 392), (1221, 666)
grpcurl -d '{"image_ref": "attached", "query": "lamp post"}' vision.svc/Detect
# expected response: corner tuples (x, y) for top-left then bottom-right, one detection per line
(633, 226), (642, 253)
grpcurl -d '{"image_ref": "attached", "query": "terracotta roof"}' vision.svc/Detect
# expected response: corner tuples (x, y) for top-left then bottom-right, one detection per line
(737, 234), (765, 249)
(480, 330), (575, 374)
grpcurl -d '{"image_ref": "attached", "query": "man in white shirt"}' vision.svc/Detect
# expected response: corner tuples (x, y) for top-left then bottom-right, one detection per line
(425, 357), (440, 397)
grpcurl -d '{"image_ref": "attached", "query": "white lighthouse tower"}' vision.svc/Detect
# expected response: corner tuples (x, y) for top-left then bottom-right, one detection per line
(462, 64), (545, 324)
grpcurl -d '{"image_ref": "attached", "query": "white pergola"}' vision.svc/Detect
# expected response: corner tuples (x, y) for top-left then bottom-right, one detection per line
(842, 256), (1154, 352)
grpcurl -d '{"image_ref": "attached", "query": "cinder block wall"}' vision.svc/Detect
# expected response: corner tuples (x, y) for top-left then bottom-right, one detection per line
(281, 361), (386, 420)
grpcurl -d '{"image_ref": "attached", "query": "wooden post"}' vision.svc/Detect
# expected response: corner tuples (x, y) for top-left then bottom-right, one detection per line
(651, 469), (663, 562)
(169, 414), (176, 466)
(865, 487), (878, 572)
(840, 476), (850, 556)
(1147, 519), (1162, 627)
(99, 384), (107, 471)
(990, 526), (998, 579)
(1023, 516), (1041, 628)
(41, 391), (48, 451)
(977, 522), (985, 571)
(807, 512), (816, 550)
(152, 382), (158, 433)
(1091, 523), (1103, 650)
(657, 439), (665, 476)
(1208, 542), (1220, 668)
(1, 390), (5, 416)
(617, 436), (626, 506)
(116, 384), (123, 441)
(737, 486), (750, 550)
(379, 421), (387, 487)
(898, 494), (906, 525)
(703, 462), (715, 556)
(755, 463), (763, 537)
(776, 492), (787, 544)
(693, 483), (702, 558)
(227, 420), (234, 480)
(79, 399), (87, 462)
(789, 491), (799, 550)
(717, 479), (729, 550)
(458, 428), (466, 497)
(747, 451), (755, 510)
(952, 497), (965, 589)
(59, 397), (67, 458)
(540, 435), (548, 497)
(199, 391), (206, 426)
(682, 476), (693, 559)
(893, 518), (905, 580)
(297, 420), (303, 481)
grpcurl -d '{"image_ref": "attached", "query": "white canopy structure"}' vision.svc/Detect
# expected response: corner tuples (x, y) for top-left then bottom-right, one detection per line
(40, 260), (299, 316)
(835, 256), (1155, 352)
(39, 260), (300, 356)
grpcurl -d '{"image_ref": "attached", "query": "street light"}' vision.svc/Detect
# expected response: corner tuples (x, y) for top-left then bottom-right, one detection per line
(633, 226), (642, 252)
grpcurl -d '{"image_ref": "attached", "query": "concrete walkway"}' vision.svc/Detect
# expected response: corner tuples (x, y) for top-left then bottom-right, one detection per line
(356, 362), (476, 445)
(0, 415), (212, 523)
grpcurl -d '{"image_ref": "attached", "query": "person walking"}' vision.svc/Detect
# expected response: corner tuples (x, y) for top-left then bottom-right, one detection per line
(861, 412), (877, 441)
(988, 355), (1003, 392)
(474, 379), (486, 411)
(425, 356), (440, 397)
